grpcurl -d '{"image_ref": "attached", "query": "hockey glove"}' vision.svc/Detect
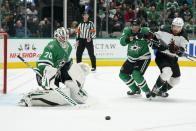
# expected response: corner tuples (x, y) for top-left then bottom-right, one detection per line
(168, 39), (179, 54)
(176, 47), (185, 57)
(136, 33), (144, 39)
(54, 58), (73, 84)
(151, 39), (168, 51)
(59, 58), (73, 72)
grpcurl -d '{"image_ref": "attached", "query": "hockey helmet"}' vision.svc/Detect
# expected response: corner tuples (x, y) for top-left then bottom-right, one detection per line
(132, 19), (141, 26)
(54, 27), (69, 48)
(172, 17), (184, 27)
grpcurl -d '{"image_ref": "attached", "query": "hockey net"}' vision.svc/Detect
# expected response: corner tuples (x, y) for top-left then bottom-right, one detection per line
(0, 32), (7, 94)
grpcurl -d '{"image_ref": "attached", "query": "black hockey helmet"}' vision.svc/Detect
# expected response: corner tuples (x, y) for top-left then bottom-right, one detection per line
(132, 19), (141, 26)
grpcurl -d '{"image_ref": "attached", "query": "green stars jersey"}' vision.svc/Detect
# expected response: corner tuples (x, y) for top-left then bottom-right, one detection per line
(119, 27), (151, 62)
(35, 39), (72, 76)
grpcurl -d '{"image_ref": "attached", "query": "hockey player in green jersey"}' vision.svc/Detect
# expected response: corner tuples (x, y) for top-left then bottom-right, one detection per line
(119, 19), (152, 98)
(19, 27), (90, 106)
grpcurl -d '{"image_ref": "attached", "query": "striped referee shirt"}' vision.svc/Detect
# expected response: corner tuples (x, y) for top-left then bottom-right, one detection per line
(76, 21), (96, 40)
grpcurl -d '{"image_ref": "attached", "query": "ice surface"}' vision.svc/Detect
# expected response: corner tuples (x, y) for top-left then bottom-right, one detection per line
(0, 67), (196, 131)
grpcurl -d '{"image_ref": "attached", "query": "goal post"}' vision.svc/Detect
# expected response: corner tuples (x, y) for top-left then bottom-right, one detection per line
(0, 32), (7, 94)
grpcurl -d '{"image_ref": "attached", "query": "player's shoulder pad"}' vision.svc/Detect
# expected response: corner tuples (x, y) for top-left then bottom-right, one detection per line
(160, 25), (170, 33)
(47, 39), (57, 50)
(123, 27), (132, 34)
(180, 29), (189, 41)
(140, 27), (150, 34)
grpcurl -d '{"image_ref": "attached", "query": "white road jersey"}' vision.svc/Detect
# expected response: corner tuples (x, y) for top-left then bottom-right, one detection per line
(154, 31), (188, 57)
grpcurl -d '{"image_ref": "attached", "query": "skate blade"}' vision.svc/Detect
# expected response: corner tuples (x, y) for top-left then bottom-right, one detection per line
(18, 99), (31, 107)
(127, 94), (142, 98)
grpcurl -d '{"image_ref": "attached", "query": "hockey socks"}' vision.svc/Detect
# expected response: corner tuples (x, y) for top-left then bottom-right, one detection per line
(152, 76), (165, 93)
(119, 70), (151, 98)
(119, 73), (140, 93)
(161, 82), (173, 92)
(132, 70), (151, 98)
(152, 76), (171, 97)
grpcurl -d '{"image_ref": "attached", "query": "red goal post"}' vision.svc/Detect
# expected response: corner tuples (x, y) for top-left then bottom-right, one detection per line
(0, 32), (8, 94)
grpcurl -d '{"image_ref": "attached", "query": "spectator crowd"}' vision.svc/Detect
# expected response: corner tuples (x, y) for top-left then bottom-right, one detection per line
(0, 0), (195, 38)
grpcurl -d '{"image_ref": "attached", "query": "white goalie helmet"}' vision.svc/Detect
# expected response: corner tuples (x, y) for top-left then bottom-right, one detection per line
(172, 17), (184, 27)
(54, 27), (69, 48)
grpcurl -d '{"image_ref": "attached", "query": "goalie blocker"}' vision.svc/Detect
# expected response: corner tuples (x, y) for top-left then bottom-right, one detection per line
(20, 61), (90, 107)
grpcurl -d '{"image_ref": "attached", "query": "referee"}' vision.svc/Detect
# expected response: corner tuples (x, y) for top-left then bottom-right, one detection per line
(76, 12), (96, 71)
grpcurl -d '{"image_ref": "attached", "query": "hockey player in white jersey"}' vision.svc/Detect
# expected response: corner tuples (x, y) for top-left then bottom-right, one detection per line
(151, 17), (189, 97)
(19, 27), (90, 106)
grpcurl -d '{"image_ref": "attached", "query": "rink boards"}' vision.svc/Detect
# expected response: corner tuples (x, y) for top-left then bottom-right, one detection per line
(4, 38), (196, 68)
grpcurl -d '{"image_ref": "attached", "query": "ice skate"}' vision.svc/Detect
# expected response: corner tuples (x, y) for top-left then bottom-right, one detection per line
(127, 89), (141, 96)
(145, 91), (152, 99)
(18, 95), (32, 107)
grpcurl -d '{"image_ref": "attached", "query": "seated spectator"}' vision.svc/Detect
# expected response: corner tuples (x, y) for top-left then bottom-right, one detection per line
(147, 3), (160, 31)
(124, 6), (135, 26)
(166, 0), (179, 11)
(27, 17), (39, 37)
(0, 27), (5, 32)
(156, 0), (164, 11)
(179, 1), (193, 23)
(26, 4), (38, 21)
(1, 0), (11, 25)
(110, 14), (123, 37)
(54, 20), (61, 31)
(1, 0), (11, 16)
(115, 6), (124, 24)
(166, 4), (179, 23)
(39, 17), (51, 37)
(136, 6), (148, 26)
(69, 21), (78, 37)
(15, 20), (30, 37)
(3, 14), (15, 36)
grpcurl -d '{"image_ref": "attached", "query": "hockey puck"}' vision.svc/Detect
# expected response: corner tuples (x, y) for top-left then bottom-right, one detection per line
(105, 116), (111, 120)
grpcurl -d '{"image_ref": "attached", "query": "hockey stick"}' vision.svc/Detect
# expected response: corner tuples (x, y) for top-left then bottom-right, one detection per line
(17, 55), (78, 106)
(17, 55), (40, 76)
(181, 52), (196, 61)
(149, 31), (196, 61)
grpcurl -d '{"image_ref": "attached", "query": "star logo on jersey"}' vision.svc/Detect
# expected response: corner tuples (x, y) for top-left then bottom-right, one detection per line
(130, 44), (140, 52)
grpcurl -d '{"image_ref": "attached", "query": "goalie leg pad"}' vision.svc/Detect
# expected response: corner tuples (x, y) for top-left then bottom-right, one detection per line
(67, 63), (90, 88)
(20, 88), (71, 106)
(65, 80), (88, 104)
(78, 63), (90, 76)
(42, 66), (58, 89)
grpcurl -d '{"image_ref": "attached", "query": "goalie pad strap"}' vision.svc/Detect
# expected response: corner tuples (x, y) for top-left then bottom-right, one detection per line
(32, 98), (59, 106)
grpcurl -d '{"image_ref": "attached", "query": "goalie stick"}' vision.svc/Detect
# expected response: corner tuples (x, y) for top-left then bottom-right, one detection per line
(17, 55), (78, 106)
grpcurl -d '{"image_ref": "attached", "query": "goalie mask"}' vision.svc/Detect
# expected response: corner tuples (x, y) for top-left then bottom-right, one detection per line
(171, 18), (184, 34)
(54, 27), (69, 48)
